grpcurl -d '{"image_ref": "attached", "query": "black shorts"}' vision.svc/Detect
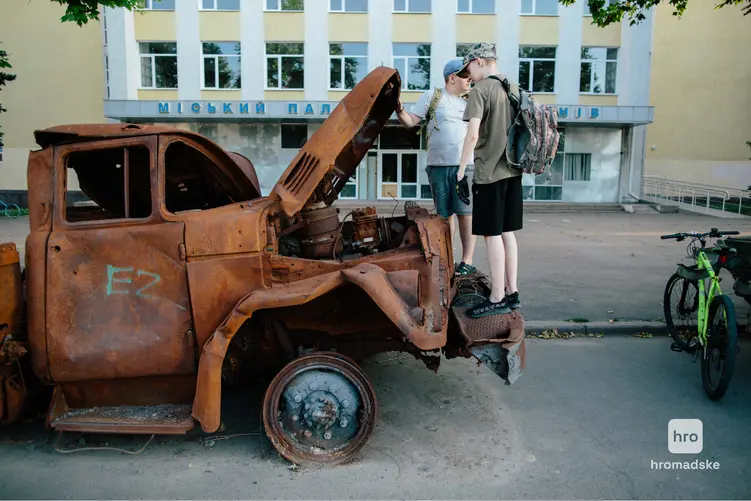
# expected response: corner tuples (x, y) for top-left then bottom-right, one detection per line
(472, 175), (523, 236)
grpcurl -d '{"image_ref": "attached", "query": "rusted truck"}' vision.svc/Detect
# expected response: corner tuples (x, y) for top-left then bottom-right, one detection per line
(0, 67), (526, 465)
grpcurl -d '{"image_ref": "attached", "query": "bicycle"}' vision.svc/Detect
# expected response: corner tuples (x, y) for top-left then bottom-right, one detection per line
(0, 199), (21, 219)
(661, 228), (740, 401)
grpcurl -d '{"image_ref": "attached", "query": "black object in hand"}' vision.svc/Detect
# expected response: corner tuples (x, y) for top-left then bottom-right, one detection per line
(457, 176), (470, 205)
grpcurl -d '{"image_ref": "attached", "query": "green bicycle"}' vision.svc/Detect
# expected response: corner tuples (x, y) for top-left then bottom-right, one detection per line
(662, 228), (740, 401)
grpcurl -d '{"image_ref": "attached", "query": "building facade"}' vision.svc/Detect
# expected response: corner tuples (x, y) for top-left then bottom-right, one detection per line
(1, 0), (746, 207)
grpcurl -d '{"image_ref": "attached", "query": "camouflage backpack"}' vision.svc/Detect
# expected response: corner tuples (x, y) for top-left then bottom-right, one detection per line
(416, 87), (443, 150)
(488, 75), (560, 175)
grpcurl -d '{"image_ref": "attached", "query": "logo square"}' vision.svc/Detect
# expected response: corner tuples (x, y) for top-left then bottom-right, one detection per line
(668, 419), (703, 454)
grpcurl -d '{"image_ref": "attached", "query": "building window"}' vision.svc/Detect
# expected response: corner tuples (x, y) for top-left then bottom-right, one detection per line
(202, 42), (241, 89)
(281, 124), (308, 149)
(265, 0), (304, 11)
(393, 43), (431, 91)
(0, 147), (3, 163)
(457, 0), (495, 14)
(266, 43), (304, 89)
(139, 42), (178, 89)
(580, 47), (618, 94)
(138, 0), (175, 9)
(330, 0), (368, 12)
(456, 44), (474, 57)
(521, 0), (557, 15)
(394, 0), (431, 12)
(202, 0), (240, 10)
(329, 43), (368, 90)
(518, 46), (556, 93)
(584, 0), (611, 16)
(565, 153), (592, 181)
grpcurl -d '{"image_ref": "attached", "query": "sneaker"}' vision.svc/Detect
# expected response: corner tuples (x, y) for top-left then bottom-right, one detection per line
(455, 262), (476, 276)
(506, 291), (521, 310)
(466, 296), (511, 318)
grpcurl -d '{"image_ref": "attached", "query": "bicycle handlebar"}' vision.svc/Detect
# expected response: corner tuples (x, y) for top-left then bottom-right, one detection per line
(660, 228), (740, 241)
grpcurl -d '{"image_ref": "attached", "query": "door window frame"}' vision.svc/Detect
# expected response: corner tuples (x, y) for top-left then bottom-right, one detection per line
(377, 150), (428, 201)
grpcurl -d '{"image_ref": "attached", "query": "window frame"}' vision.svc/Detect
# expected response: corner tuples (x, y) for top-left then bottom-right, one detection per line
(328, 43), (368, 91)
(138, 41), (178, 90)
(329, 0), (368, 13)
(393, 0), (432, 13)
(200, 0), (241, 11)
(138, 0), (175, 10)
(579, 46), (618, 95)
(201, 42), (242, 90)
(264, 42), (305, 90)
(58, 137), (158, 228)
(392, 43), (431, 92)
(264, 0), (305, 12)
(518, 46), (557, 94)
(520, 0), (559, 16)
(457, 0), (496, 14)
(564, 153), (592, 182)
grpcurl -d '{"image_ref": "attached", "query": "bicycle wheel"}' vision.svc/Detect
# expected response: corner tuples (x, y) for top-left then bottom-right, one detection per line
(701, 294), (738, 401)
(664, 272), (700, 352)
(5, 204), (21, 219)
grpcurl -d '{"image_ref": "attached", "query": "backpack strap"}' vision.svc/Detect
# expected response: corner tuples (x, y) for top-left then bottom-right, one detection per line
(488, 74), (520, 116)
(417, 87), (443, 150)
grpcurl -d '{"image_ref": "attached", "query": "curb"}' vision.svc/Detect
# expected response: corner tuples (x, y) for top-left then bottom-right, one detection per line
(525, 321), (670, 336)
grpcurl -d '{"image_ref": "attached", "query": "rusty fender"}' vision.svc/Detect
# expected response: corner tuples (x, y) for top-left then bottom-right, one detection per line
(191, 262), (448, 433)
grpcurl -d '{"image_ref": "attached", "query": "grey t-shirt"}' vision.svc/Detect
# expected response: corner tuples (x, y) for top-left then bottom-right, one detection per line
(411, 88), (470, 166)
(462, 73), (520, 184)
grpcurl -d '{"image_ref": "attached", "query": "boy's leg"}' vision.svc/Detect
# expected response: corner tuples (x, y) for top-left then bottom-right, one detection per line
(502, 175), (524, 309)
(485, 235), (506, 303)
(451, 166), (477, 274)
(457, 215), (476, 264)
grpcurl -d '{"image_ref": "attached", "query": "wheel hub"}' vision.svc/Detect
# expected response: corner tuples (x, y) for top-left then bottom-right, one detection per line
(280, 369), (360, 448)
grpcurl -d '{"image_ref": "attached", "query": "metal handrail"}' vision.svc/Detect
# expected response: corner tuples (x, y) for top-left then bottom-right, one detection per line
(640, 176), (749, 216)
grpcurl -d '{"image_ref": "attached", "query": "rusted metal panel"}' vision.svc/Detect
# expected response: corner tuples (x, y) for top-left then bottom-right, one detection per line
(45, 223), (195, 382)
(60, 375), (196, 408)
(186, 253), (271, 349)
(271, 67), (401, 216)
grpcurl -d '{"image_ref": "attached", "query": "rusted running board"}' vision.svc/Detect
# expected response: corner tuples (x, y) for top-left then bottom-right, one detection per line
(449, 273), (527, 385)
(47, 388), (194, 435)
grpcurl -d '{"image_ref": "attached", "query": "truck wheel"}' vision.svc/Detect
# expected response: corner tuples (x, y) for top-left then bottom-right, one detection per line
(262, 351), (377, 466)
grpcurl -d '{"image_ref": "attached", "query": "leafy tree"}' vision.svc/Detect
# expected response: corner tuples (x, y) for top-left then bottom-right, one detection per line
(51, 0), (142, 26)
(562, 0), (751, 27)
(0, 48), (17, 148)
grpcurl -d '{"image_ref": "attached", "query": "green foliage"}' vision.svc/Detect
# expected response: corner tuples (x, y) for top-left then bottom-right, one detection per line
(0, 48), (18, 148)
(560, 0), (750, 27)
(51, 0), (141, 26)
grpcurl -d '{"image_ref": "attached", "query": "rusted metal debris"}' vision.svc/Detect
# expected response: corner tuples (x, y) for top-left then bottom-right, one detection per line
(0, 66), (526, 464)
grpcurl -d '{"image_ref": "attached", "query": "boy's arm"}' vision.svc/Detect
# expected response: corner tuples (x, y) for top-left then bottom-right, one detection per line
(396, 91), (430, 129)
(458, 86), (485, 181)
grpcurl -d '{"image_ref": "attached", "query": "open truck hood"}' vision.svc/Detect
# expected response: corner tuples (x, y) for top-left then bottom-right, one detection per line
(270, 66), (401, 217)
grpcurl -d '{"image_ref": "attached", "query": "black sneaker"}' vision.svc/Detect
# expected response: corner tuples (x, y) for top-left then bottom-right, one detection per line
(506, 291), (521, 310)
(455, 262), (477, 276)
(466, 296), (511, 318)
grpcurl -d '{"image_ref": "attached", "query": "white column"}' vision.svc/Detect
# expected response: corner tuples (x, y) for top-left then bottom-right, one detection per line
(241, 0), (265, 100)
(368, 4), (392, 70)
(431, 0), (456, 89)
(105, 6), (139, 100)
(496, 0), (521, 82)
(556, 0), (584, 104)
(617, 8), (654, 106)
(176, 0), (201, 100)
(305, 0), (329, 100)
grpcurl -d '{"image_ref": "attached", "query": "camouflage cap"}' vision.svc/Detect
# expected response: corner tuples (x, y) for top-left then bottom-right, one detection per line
(456, 42), (497, 77)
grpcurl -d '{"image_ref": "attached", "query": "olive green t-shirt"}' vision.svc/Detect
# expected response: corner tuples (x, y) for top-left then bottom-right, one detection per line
(462, 73), (520, 185)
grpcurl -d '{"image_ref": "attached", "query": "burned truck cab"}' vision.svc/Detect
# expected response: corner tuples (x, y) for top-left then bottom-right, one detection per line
(1, 66), (526, 466)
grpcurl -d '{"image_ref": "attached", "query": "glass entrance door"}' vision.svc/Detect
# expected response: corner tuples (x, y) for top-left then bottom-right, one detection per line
(378, 151), (420, 199)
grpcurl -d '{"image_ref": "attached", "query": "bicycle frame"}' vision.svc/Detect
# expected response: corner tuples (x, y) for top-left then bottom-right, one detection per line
(695, 250), (723, 346)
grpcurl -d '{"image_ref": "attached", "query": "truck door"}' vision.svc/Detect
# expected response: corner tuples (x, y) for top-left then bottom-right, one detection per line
(45, 137), (196, 383)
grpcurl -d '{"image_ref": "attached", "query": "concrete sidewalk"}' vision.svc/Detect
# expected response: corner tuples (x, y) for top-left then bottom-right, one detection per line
(3, 211), (751, 328)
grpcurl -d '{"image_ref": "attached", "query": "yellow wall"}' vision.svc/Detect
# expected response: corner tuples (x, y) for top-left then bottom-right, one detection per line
(264, 91), (306, 100)
(328, 13), (369, 41)
(532, 94), (556, 105)
(199, 12), (241, 41)
(138, 90), (180, 101)
(0, 0), (105, 190)
(201, 91), (243, 100)
(581, 19), (621, 47)
(579, 95), (618, 106)
(400, 91), (423, 103)
(264, 12), (305, 41)
(456, 15), (495, 43)
(520, 17), (559, 45)
(328, 91), (348, 101)
(645, 1), (751, 188)
(134, 11), (176, 41)
(392, 14), (432, 42)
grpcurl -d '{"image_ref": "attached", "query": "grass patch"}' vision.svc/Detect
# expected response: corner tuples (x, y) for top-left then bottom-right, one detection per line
(528, 328), (604, 339)
(565, 317), (590, 323)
